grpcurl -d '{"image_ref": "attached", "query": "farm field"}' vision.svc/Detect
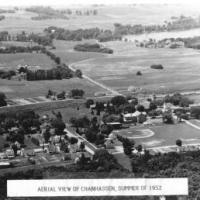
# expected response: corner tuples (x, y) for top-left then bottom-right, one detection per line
(0, 41), (37, 47)
(52, 40), (106, 64)
(0, 77), (106, 99)
(74, 41), (200, 95)
(0, 5), (200, 33)
(0, 53), (55, 70)
(0, 42), (107, 99)
(113, 122), (200, 149)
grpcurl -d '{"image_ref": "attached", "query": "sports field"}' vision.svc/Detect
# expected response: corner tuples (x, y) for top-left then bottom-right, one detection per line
(112, 121), (200, 154)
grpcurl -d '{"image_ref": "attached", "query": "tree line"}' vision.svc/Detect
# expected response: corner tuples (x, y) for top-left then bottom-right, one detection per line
(44, 26), (121, 42)
(0, 31), (53, 46)
(114, 15), (200, 36)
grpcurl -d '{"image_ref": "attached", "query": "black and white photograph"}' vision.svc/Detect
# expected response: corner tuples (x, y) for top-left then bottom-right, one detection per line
(0, 0), (200, 199)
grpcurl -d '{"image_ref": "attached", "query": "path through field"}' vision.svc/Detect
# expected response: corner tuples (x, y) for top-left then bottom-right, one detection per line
(69, 60), (122, 96)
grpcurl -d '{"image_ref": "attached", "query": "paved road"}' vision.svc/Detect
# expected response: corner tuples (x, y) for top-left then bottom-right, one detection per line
(65, 124), (97, 155)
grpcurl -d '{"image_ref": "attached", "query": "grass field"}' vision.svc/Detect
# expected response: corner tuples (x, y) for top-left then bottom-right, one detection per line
(0, 53), (55, 70)
(73, 41), (200, 95)
(114, 122), (200, 149)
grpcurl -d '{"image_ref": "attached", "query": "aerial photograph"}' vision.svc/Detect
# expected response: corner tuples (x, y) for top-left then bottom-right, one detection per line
(0, 0), (200, 199)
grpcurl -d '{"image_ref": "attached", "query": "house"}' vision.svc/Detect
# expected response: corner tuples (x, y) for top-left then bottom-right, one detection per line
(5, 149), (15, 159)
(33, 148), (44, 153)
(123, 113), (137, 123)
(69, 143), (79, 153)
(50, 135), (61, 144)
(123, 111), (147, 123)
(0, 152), (6, 159)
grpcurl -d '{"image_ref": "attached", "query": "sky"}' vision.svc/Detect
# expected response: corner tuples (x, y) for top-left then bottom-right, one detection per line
(0, 0), (200, 7)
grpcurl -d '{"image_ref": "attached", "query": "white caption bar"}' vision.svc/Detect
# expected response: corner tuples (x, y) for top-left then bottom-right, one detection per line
(7, 178), (188, 197)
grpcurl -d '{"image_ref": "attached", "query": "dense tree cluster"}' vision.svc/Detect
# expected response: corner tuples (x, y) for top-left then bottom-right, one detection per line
(44, 26), (121, 42)
(0, 31), (53, 46)
(26, 65), (73, 81)
(130, 150), (200, 198)
(117, 135), (135, 156)
(16, 32), (53, 46)
(69, 89), (85, 98)
(0, 110), (40, 134)
(0, 45), (45, 54)
(70, 115), (109, 145)
(164, 93), (193, 107)
(74, 43), (113, 54)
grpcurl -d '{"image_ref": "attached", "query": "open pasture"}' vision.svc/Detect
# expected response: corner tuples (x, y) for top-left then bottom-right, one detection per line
(74, 41), (200, 95)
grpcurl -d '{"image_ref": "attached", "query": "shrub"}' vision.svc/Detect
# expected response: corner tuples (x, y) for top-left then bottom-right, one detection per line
(85, 99), (94, 108)
(69, 89), (85, 98)
(136, 71), (142, 76)
(176, 139), (182, 147)
(111, 95), (127, 106)
(150, 64), (164, 70)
